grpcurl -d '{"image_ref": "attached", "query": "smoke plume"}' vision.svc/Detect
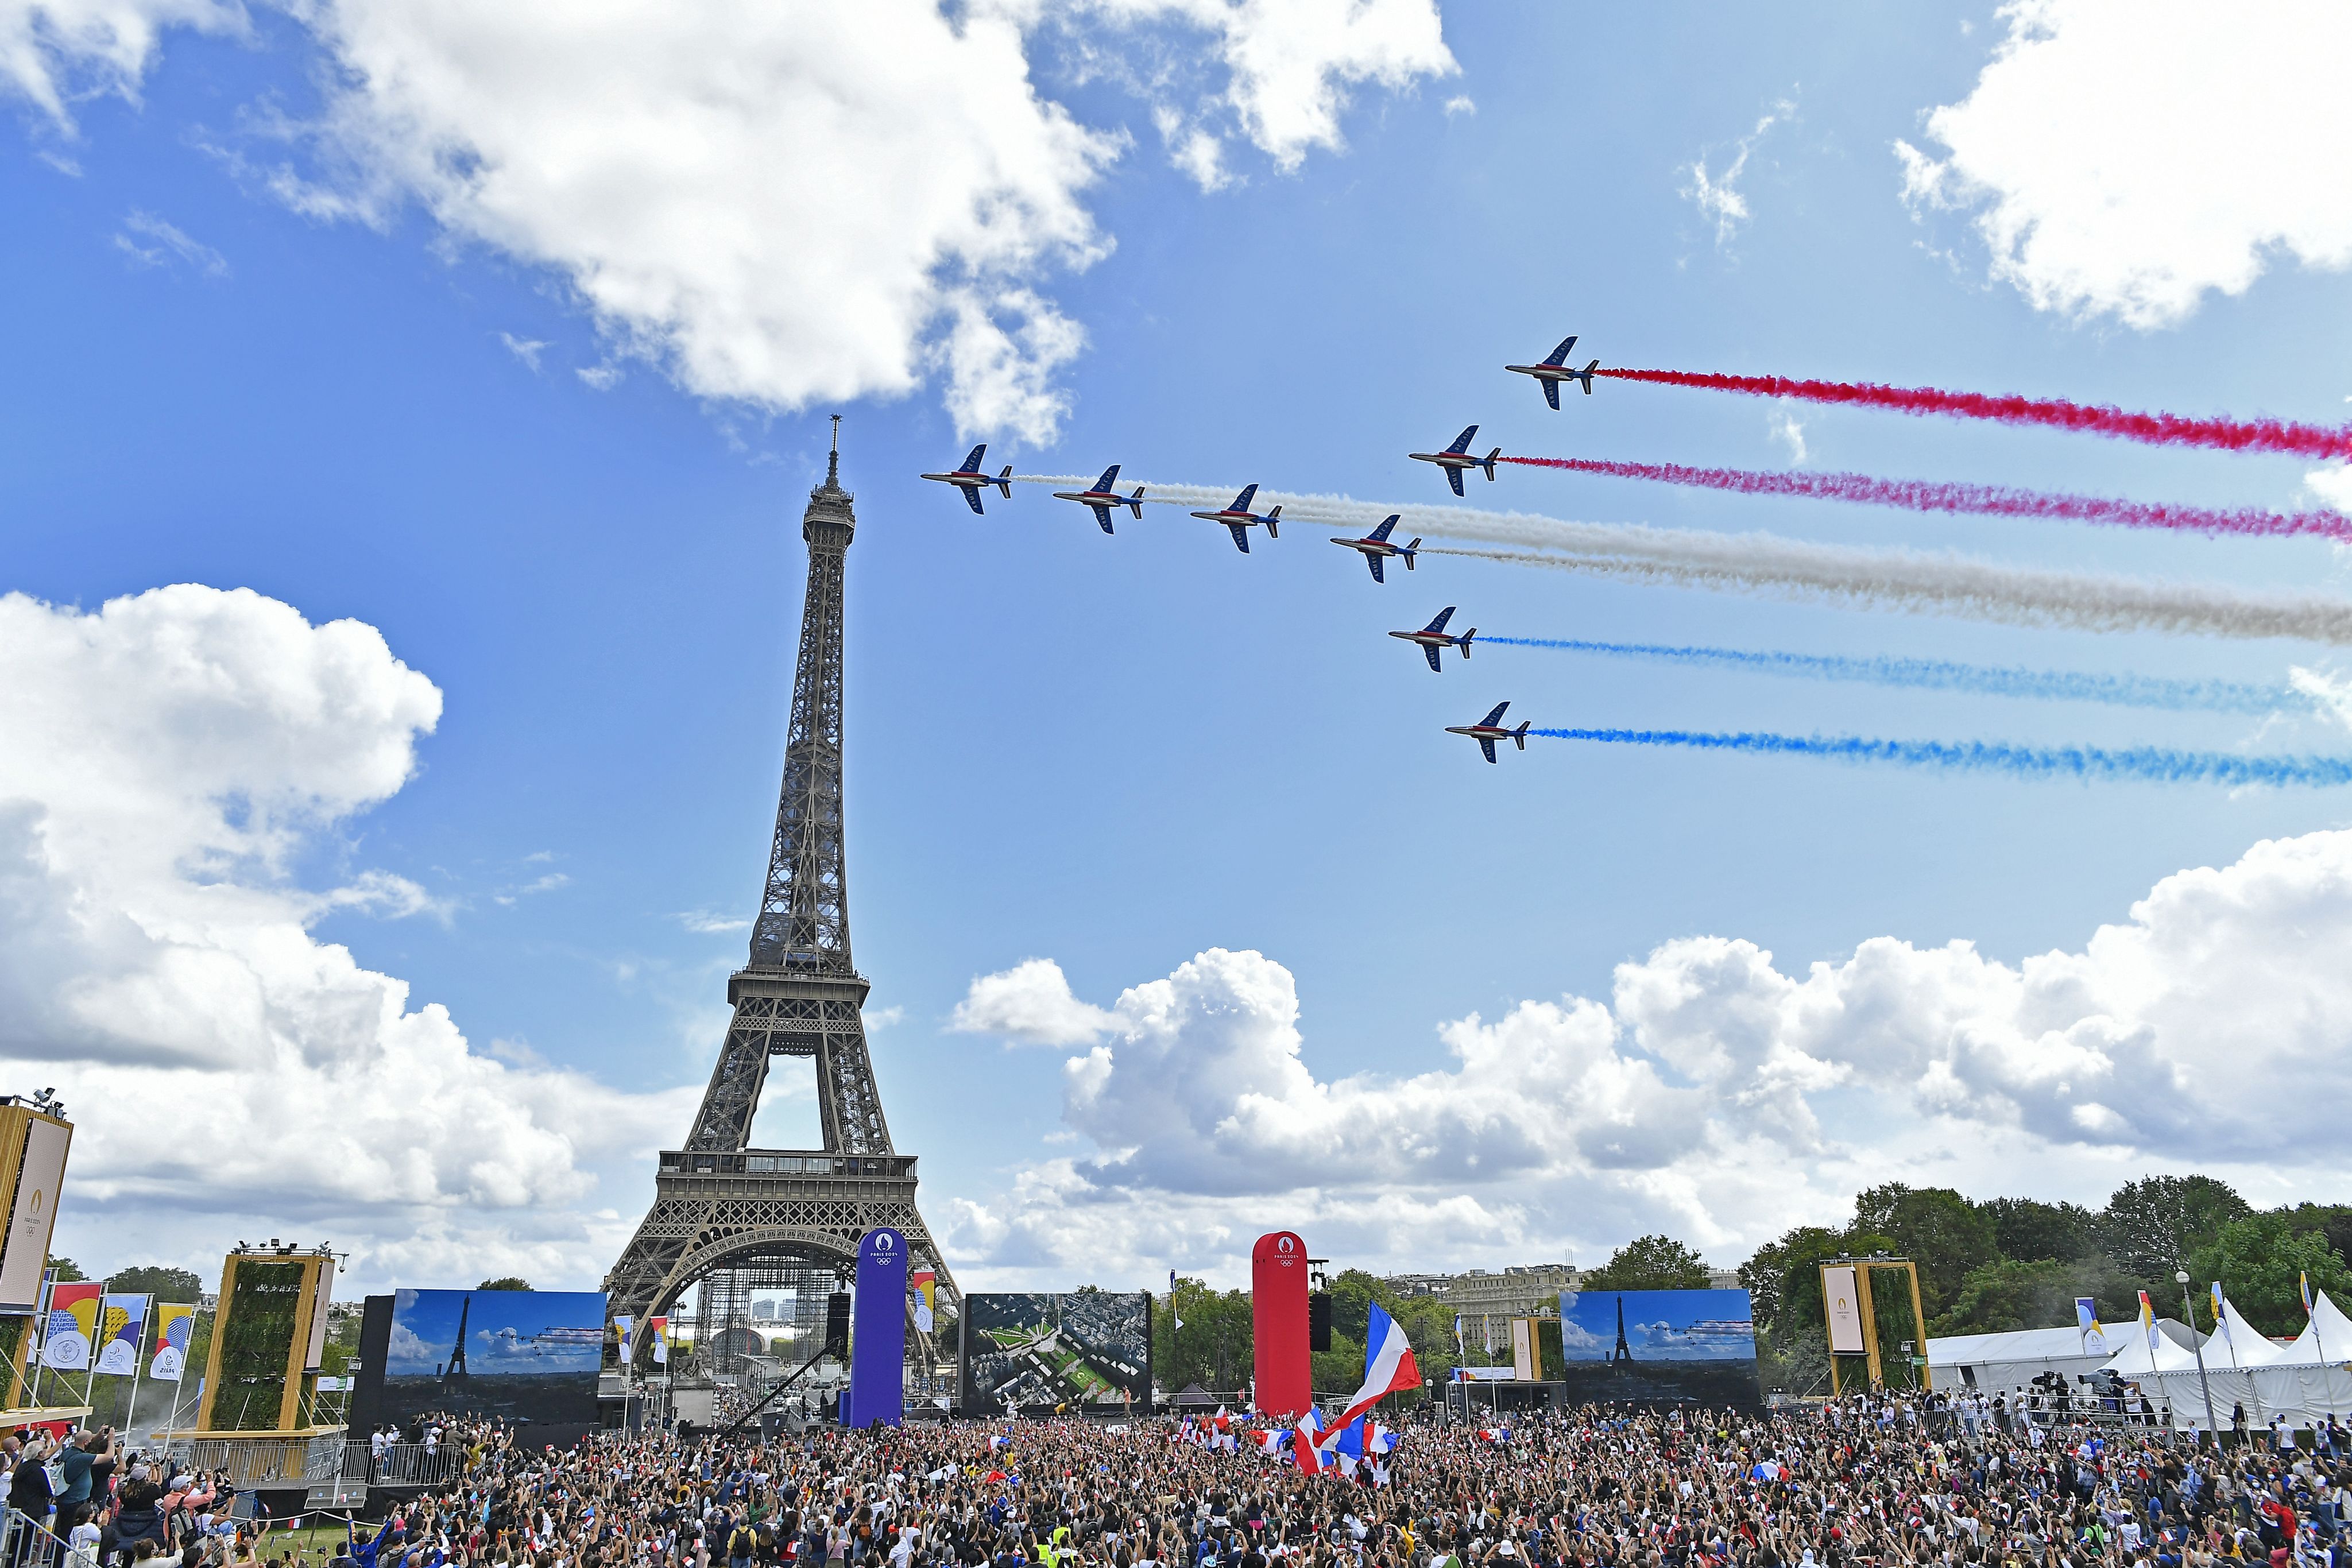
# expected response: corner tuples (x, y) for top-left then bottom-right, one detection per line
(1531, 727), (2352, 788)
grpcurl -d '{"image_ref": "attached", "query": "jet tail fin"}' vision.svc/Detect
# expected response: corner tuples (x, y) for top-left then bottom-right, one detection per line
(1461, 629), (1475, 659)
(1266, 506), (1279, 539)
(995, 464), (1013, 498)
(1483, 448), (1501, 481)
(1512, 722), (1530, 750)
(1573, 358), (1599, 394)
(1403, 537), (1421, 570)
(1126, 485), (1145, 518)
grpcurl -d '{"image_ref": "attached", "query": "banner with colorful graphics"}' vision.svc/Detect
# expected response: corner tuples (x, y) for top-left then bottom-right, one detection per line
(42, 1281), (103, 1370)
(911, 1271), (936, 1335)
(96, 1294), (150, 1376)
(648, 1315), (668, 1366)
(150, 1304), (196, 1381)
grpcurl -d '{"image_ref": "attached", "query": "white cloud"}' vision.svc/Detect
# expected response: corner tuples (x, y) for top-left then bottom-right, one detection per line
(951, 957), (1119, 1047)
(1682, 100), (1792, 249)
(0, 0), (241, 128)
(1895, 0), (2352, 327)
(496, 331), (547, 370)
(946, 830), (2352, 1287)
(111, 209), (227, 275)
(2307, 464), (2352, 516)
(7, 0), (1452, 436)
(1443, 95), (1473, 118)
(1767, 404), (1806, 465)
(0, 584), (694, 1286)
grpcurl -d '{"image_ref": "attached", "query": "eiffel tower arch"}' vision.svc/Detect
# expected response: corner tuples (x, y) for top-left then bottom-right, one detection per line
(605, 426), (957, 1363)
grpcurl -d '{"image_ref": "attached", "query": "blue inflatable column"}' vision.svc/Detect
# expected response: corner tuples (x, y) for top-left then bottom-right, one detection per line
(845, 1227), (907, 1427)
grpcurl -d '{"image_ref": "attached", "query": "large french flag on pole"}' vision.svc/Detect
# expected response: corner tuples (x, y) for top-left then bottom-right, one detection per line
(1326, 1300), (1421, 1433)
(1293, 1407), (1326, 1474)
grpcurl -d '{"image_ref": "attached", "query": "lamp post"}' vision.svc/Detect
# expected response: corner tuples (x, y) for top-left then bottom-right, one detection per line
(2179, 1269), (2220, 1450)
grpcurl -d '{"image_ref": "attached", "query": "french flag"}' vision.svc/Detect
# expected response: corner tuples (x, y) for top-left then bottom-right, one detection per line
(1293, 1407), (1327, 1475)
(1326, 1300), (1422, 1433)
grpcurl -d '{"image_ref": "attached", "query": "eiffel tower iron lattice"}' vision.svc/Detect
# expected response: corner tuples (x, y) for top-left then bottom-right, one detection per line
(605, 425), (957, 1362)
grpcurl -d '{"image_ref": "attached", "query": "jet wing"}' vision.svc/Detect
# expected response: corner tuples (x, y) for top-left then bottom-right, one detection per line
(1367, 555), (1385, 584)
(1423, 644), (1441, 673)
(1089, 504), (1115, 534)
(1446, 467), (1465, 498)
(1543, 378), (1561, 412)
(1478, 736), (1498, 764)
(964, 486), (987, 515)
(1227, 521), (1251, 553)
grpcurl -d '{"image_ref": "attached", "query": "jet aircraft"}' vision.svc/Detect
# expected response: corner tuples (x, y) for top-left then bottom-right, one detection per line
(1187, 485), (1282, 552)
(1504, 336), (1601, 410)
(919, 444), (1015, 513)
(1446, 700), (1530, 763)
(1050, 464), (1147, 533)
(1389, 606), (1475, 672)
(1329, 514), (1421, 582)
(1409, 425), (1502, 497)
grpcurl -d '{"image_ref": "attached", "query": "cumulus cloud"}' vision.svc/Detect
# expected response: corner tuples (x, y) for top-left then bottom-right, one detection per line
(1895, 0), (2352, 327)
(8, 0), (1452, 435)
(947, 831), (2352, 1287)
(951, 958), (1118, 1047)
(0, 584), (694, 1286)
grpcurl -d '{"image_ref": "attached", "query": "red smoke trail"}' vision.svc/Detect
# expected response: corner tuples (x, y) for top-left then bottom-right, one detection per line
(1595, 369), (2352, 461)
(1499, 455), (2352, 544)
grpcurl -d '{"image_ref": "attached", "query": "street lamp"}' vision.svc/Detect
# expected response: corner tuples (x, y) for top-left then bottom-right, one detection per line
(2179, 1269), (2220, 1449)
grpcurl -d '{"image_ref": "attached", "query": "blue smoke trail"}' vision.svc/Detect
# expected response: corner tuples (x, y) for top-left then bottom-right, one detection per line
(1483, 636), (2296, 715)
(1531, 728), (2352, 787)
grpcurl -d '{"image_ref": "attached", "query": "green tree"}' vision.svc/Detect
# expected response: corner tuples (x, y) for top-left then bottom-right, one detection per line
(2188, 1212), (2352, 1338)
(2101, 1176), (2251, 1278)
(1931, 1256), (2142, 1336)
(1979, 1198), (2102, 1263)
(46, 1256), (84, 1282)
(1851, 1184), (2000, 1315)
(1155, 1276), (1253, 1393)
(1581, 1235), (1711, 1290)
(475, 1277), (532, 1291)
(105, 1265), (206, 1301)
(1739, 1226), (1894, 1395)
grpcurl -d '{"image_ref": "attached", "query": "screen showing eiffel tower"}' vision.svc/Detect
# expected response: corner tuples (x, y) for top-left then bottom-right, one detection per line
(373, 1288), (608, 1426)
(1554, 1288), (1763, 1411)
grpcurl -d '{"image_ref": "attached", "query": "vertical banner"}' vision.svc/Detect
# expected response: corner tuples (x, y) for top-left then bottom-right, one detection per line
(96, 1294), (151, 1376)
(649, 1315), (668, 1366)
(614, 1314), (634, 1366)
(150, 1306), (195, 1381)
(2139, 1290), (2160, 1353)
(910, 1271), (935, 1335)
(1821, 1265), (1864, 1354)
(2075, 1298), (2108, 1356)
(847, 1228), (908, 1429)
(0, 1117), (71, 1313)
(1250, 1232), (1311, 1420)
(43, 1281), (103, 1370)
(1510, 1318), (1538, 1381)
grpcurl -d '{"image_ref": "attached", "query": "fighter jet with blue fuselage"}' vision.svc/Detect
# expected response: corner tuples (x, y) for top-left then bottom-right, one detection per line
(1410, 425), (1502, 497)
(1446, 700), (1530, 762)
(1188, 485), (1281, 553)
(1390, 607), (1475, 672)
(1505, 336), (1600, 410)
(920, 444), (1014, 513)
(1051, 464), (1147, 534)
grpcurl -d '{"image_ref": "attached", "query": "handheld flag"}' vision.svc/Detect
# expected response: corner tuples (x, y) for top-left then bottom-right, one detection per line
(1326, 1300), (1422, 1433)
(1293, 1407), (1326, 1475)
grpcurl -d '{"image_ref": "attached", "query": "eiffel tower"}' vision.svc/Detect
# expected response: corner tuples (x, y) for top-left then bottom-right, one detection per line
(605, 423), (956, 1361)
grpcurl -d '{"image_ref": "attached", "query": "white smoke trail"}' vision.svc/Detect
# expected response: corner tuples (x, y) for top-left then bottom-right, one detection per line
(1009, 476), (2352, 645)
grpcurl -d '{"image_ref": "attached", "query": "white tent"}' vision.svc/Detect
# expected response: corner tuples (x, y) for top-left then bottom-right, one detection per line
(1928, 1325), (2114, 1394)
(2111, 1291), (2352, 1430)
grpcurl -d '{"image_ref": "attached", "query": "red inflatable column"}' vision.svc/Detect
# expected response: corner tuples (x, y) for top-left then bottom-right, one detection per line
(1251, 1230), (1312, 1420)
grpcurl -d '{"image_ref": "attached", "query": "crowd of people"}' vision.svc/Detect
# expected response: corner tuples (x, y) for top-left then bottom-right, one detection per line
(7, 1390), (2352, 1568)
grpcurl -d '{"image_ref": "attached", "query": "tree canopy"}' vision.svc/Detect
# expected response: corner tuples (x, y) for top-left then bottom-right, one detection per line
(1581, 1235), (1711, 1291)
(476, 1277), (532, 1291)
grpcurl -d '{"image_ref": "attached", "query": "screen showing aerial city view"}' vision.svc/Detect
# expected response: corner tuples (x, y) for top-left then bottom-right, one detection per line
(958, 1290), (1151, 1414)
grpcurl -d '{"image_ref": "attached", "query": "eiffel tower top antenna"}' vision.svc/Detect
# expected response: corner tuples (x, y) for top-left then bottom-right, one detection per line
(829, 413), (840, 481)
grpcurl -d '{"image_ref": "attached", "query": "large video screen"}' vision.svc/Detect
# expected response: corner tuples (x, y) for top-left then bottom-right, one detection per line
(379, 1288), (606, 1426)
(959, 1291), (1150, 1415)
(1555, 1288), (1762, 1412)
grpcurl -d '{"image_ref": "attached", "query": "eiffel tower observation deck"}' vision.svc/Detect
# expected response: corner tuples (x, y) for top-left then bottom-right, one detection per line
(605, 423), (956, 1360)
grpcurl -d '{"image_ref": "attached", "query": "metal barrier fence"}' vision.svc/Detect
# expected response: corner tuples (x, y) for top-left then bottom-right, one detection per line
(152, 1437), (465, 1496)
(0, 1504), (82, 1568)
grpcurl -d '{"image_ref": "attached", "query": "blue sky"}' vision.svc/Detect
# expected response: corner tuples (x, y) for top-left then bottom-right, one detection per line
(6, 0), (2352, 1297)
